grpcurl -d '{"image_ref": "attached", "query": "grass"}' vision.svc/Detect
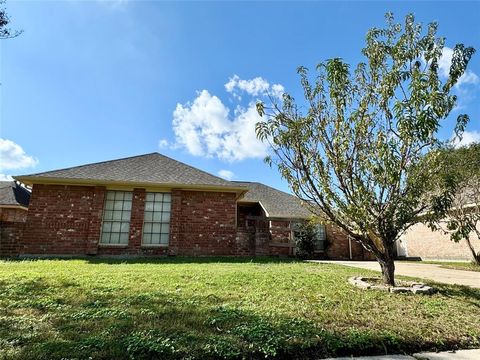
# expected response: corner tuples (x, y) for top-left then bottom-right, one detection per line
(0, 257), (479, 359)
(415, 261), (480, 272)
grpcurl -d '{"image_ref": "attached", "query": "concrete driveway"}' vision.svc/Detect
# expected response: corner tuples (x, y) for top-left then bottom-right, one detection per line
(311, 261), (480, 288)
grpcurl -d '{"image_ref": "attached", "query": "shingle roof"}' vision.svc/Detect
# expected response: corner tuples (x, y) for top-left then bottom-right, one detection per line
(235, 181), (311, 219)
(0, 181), (31, 207)
(14, 153), (243, 190)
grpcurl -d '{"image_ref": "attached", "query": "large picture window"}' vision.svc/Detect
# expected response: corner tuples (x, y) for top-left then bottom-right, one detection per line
(100, 191), (132, 245)
(143, 192), (171, 246)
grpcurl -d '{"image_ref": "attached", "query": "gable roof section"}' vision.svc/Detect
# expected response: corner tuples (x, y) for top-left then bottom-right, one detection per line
(0, 181), (31, 208)
(14, 153), (245, 192)
(235, 181), (311, 219)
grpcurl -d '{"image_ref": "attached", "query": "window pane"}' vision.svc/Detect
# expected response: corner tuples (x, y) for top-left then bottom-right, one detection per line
(143, 233), (151, 244)
(144, 211), (153, 221)
(160, 234), (169, 245)
(105, 200), (114, 210)
(152, 223), (161, 233)
(163, 193), (171, 203)
(111, 222), (121, 232)
(145, 202), (154, 211)
(121, 211), (131, 221)
(119, 233), (129, 244)
(102, 222), (112, 233)
(146, 193), (154, 202)
(112, 211), (122, 220)
(153, 202), (162, 212)
(111, 233), (121, 244)
(162, 212), (170, 222)
(113, 201), (123, 210)
(151, 233), (161, 244)
(101, 232), (110, 243)
(160, 202), (168, 211)
(144, 223), (152, 233)
(121, 222), (130, 233)
(124, 201), (132, 211)
(104, 210), (113, 220)
(124, 192), (132, 201)
(161, 223), (169, 234)
(106, 192), (115, 200)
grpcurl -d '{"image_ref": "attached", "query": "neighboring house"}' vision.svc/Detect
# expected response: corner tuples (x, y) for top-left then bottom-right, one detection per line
(3, 152), (368, 259)
(0, 181), (31, 256)
(398, 223), (480, 261)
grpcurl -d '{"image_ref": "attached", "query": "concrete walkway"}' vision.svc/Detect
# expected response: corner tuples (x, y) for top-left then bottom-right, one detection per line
(312, 261), (479, 288)
(325, 349), (480, 359)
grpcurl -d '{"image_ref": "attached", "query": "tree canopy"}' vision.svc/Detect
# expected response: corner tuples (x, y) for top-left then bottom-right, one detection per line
(0, 0), (22, 39)
(256, 13), (475, 285)
(427, 143), (480, 264)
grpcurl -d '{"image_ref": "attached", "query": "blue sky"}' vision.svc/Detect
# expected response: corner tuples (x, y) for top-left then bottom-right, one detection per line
(1, 0), (479, 192)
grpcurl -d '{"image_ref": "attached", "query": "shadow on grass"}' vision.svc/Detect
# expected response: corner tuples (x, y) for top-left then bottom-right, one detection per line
(1, 276), (478, 360)
(434, 283), (480, 308)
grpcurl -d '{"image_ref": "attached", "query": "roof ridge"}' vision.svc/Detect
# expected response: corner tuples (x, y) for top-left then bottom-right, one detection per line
(154, 153), (235, 185)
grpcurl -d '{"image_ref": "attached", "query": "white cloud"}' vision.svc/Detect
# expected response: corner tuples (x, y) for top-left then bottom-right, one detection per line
(438, 47), (479, 87)
(172, 88), (269, 162)
(453, 130), (480, 148)
(158, 139), (169, 149)
(0, 139), (38, 172)
(225, 75), (284, 99)
(218, 170), (234, 180)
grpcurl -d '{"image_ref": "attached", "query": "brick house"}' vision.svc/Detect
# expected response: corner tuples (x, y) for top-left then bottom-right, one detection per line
(0, 181), (31, 256)
(3, 152), (367, 259)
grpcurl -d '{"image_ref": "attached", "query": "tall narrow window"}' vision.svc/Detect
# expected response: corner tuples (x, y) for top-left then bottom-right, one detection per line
(100, 191), (132, 245)
(143, 192), (171, 246)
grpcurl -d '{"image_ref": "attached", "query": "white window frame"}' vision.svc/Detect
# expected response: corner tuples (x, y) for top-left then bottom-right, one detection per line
(142, 192), (171, 247)
(100, 191), (132, 246)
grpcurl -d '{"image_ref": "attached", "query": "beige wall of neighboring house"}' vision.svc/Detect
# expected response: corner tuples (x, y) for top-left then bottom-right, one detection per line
(399, 222), (480, 261)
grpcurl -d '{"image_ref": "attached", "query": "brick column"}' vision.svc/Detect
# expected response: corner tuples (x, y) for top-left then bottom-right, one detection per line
(129, 188), (146, 250)
(168, 189), (182, 255)
(86, 186), (106, 255)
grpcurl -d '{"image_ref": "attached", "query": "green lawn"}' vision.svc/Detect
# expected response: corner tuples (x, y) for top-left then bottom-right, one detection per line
(0, 258), (479, 359)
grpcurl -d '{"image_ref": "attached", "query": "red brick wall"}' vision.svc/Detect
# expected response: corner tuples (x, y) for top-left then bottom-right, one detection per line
(9, 183), (375, 260)
(169, 190), (237, 255)
(0, 221), (24, 256)
(0, 207), (28, 222)
(0, 208), (28, 256)
(21, 184), (106, 255)
(325, 225), (373, 260)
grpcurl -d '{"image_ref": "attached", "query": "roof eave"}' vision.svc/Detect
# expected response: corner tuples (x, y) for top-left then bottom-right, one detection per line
(13, 176), (248, 194)
(0, 204), (28, 211)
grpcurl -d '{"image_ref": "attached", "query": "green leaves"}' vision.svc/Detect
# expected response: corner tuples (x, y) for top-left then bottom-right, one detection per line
(255, 13), (476, 274)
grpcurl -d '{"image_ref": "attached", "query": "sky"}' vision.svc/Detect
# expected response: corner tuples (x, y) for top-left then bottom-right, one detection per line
(1, 0), (479, 193)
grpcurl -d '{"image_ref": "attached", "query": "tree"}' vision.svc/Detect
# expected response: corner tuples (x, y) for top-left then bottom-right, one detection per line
(256, 13), (475, 285)
(0, 0), (22, 39)
(426, 143), (480, 265)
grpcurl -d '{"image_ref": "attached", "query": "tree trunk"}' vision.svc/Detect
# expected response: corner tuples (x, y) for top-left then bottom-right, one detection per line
(465, 237), (480, 265)
(379, 256), (395, 286)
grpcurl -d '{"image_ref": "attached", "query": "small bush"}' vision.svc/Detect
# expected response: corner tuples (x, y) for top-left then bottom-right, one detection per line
(293, 221), (318, 258)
